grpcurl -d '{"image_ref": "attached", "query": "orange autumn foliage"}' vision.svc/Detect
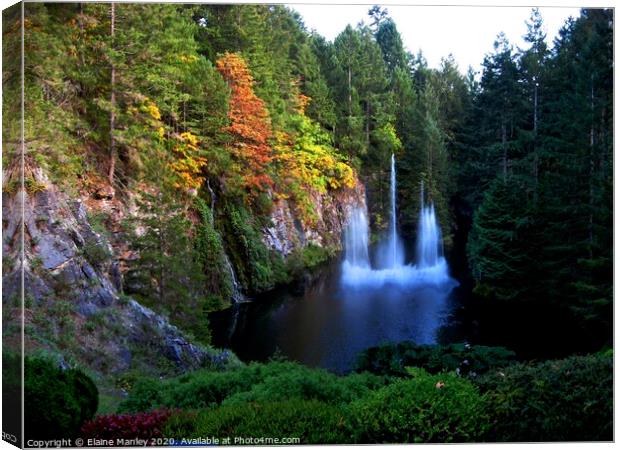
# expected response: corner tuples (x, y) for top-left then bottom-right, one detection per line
(216, 52), (274, 192)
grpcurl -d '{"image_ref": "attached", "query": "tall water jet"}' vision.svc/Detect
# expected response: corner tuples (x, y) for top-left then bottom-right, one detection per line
(378, 154), (405, 269)
(342, 163), (454, 288)
(416, 182), (444, 268)
(390, 154), (398, 266)
(343, 206), (370, 268)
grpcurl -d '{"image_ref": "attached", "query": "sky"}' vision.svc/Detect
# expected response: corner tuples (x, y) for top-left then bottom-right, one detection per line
(288, 3), (583, 75)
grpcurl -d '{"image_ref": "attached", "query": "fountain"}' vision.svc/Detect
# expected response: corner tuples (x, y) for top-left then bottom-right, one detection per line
(377, 154), (405, 269)
(341, 154), (453, 287)
(416, 182), (444, 268)
(343, 206), (370, 269)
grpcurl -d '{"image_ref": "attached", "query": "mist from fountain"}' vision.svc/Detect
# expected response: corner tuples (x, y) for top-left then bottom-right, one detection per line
(341, 155), (453, 288)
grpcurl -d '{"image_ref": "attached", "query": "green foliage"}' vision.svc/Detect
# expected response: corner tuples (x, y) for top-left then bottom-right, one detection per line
(285, 244), (334, 278)
(164, 400), (348, 444)
(194, 198), (233, 309)
(118, 361), (385, 413)
(124, 191), (212, 345)
(23, 354), (99, 439)
(220, 368), (385, 406)
(222, 202), (287, 293)
(455, 9), (612, 348)
(355, 342), (516, 378)
(81, 239), (112, 268)
(87, 211), (112, 239)
(346, 367), (489, 443)
(274, 113), (355, 224)
(118, 352), (612, 443)
(467, 177), (536, 301)
(476, 354), (613, 441)
(2, 349), (22, 438)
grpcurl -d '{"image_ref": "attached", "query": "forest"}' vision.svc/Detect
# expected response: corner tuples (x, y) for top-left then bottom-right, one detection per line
(1, 3), (614, 445)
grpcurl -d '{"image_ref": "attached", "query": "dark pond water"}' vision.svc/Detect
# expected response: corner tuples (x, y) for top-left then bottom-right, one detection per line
(210, 259), (476, 373)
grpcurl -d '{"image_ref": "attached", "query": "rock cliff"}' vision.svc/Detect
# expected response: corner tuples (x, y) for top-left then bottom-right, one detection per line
(2, 163), (235, 375)
(2, 159), (365, 376)
(262, 177), (366, 256)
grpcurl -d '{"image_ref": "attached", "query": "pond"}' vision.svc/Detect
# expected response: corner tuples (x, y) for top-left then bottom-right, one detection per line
(209, 258), (475, 373)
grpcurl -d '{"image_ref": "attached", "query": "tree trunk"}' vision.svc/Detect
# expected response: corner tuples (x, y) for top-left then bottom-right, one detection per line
(533, 82), (538, 134)
(588, 77), (594, 258)
(533, 81), (539, 195)
(159, 228), (165, 306)
(347, 66), (352, 116)
(501, 122), (507, 182)
(427, 142), (433, 193)
(365, 101), (370, 146)
(107, 2), (116, 184)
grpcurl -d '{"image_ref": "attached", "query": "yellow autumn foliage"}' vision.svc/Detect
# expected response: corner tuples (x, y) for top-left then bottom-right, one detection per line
(169, 131), (207, 191)
(274, 113), (356, 223)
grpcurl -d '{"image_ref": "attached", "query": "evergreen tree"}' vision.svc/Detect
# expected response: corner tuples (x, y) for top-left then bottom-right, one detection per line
(125, 189), (212, 345)
(467, 177), (537, 301)
(467, 9), (612, 348)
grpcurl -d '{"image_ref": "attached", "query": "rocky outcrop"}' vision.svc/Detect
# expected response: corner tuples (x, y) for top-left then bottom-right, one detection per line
(2, 164), (234, 375)
(262, 177), (366, 256)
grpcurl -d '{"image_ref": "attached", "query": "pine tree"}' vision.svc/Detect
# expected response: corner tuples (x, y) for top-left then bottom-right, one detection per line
(125, 189), (212, 344)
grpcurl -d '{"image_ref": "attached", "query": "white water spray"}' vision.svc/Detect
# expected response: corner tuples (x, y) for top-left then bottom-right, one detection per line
(343, 206), (371, 269)
(378, 153), (405, 269)
(416, 182), (444, 268)
(341, 156), (453, 288)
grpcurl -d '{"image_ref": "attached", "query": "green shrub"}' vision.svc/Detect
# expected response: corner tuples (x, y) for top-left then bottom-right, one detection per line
(163, 400), (348, 444)
(355, 342), (516, 378)
(24, 355), (98, 439)
(285, 244), (334, 278)
(81, 239), (112, 268)
(476, 354), (613, 442)
(119, 361), (385, 413)
(3, 350), (22, 438)
(347, 367), (489, 443)
(221, 368), (385, 406)
(119, 364), (270, 413)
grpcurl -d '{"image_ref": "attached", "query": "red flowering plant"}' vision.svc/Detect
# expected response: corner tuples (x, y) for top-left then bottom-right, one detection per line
(80, 409), (174, 442)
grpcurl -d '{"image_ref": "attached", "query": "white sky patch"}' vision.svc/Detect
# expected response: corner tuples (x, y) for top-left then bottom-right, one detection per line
(289, 4), (582, 75)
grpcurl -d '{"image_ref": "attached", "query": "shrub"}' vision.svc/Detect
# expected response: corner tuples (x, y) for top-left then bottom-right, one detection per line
(163, 400), (348, 444)
(3, 350), (22, 438)
(221, 368), (385, 406)
(81, 410), (173, 440)
(355, 341), (516, 378)
(347, 367), (489, 443)
(119, 361), (386, 413)
(119, 365), (266, 413)
(476, 354), (613, 442)
(24, 355), (98, 439)
(285, 244), (334, 278)
(82, 239), (112, 268)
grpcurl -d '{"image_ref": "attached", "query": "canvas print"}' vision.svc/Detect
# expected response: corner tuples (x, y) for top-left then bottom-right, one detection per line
(2, 1), (613, 446)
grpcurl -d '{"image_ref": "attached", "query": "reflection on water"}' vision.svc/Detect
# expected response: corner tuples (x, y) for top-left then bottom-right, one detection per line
(210, 261), (461, 373)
